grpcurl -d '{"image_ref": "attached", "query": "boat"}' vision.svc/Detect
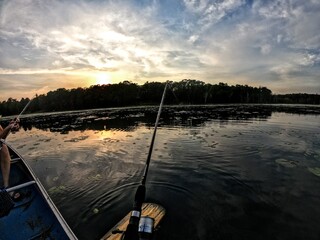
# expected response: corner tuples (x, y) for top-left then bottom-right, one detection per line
(101, 203), (165, 240)
(0, 141), (77, 240)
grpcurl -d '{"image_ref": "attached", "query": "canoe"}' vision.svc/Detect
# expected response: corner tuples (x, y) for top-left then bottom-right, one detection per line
(101, 203), (165, 240)
(0, 142), (77, 240)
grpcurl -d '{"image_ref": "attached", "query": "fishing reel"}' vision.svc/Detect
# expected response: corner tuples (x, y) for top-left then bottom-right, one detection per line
(138, 216), (154, 240)
(116, 216), (154, 240)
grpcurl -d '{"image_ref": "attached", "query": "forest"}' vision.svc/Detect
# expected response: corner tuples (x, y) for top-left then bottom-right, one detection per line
(0, 79), (319, 116)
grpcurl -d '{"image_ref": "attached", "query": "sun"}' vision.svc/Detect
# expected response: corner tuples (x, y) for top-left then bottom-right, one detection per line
(95, 73), (112, 85)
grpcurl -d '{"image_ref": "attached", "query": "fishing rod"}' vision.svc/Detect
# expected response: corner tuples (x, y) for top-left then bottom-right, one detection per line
(1, 97), (33, 142)
(16, 97), (33, 121)
(122, 82), (168, 240)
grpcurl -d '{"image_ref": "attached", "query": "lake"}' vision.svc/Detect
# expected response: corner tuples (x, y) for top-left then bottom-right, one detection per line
(4, 104), (320, 240)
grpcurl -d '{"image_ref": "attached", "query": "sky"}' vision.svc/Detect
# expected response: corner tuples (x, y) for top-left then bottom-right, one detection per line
(0, 0), (320, 101)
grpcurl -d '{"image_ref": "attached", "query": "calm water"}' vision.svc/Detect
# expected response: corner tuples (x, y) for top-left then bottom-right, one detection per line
(4, 105), (320, 240)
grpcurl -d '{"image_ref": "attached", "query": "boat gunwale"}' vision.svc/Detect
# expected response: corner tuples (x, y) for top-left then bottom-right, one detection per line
(7, 141), (78, 240)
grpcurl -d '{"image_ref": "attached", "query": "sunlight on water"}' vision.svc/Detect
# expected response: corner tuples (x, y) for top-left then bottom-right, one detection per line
(4, 105), (320, 240)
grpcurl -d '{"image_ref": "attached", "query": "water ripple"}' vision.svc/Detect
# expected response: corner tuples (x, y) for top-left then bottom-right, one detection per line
(8, 107), (320, 240)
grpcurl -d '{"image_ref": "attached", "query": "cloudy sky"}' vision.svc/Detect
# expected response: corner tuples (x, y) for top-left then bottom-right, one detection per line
(0, 0), (319, 101)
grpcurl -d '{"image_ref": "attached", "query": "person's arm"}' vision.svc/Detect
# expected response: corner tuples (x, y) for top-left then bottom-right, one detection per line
(0, 125), (10, 139)
(0, 120), (19, 139)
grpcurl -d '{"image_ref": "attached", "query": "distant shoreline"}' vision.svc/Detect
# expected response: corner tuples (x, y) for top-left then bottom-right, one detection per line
(1, 103), (319, 121)
(0, 80), (319, 117)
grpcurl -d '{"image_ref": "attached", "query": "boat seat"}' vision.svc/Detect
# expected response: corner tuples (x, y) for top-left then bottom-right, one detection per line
(10, 157), (21, 164)
(6, 181), (36, 193)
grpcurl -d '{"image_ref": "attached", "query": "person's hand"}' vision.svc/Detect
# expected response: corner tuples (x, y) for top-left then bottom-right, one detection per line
(9, 118), (20, 132)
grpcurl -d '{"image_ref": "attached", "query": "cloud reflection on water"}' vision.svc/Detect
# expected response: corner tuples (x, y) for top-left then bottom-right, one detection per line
(3, 105), (320, 240)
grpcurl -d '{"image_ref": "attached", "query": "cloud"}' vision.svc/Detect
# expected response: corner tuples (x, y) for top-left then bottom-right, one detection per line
(183, 0), (246, 32)
(194, 0), (320, 90)
(0, 0), (319, 101)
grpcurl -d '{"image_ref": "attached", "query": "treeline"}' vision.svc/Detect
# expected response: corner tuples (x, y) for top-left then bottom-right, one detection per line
(0, 80), (318, 116)
(273, 93), (320, 105)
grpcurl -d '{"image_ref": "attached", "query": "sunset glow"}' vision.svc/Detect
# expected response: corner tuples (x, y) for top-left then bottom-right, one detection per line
(0, 0), (319, 101)
(95, 73), (112, 85)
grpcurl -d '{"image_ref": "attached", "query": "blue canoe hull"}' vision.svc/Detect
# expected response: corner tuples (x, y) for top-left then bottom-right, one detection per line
(0, 142), (77, 240)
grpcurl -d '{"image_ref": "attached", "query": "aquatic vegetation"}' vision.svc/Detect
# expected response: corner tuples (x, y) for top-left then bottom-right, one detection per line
(275, 158), (299, 168)
(48, 185), (67, 195)
(93, 208), (99, 214)
(308, 167), (320, 177)
(88, 174), (102, 181)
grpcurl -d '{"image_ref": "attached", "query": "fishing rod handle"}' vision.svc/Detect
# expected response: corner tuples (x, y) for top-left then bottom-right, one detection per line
(129, 184), (146, 225)
(122, 185), (146, 240)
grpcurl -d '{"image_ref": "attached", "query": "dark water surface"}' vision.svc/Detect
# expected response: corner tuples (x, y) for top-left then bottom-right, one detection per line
(4, 105), (320, 240)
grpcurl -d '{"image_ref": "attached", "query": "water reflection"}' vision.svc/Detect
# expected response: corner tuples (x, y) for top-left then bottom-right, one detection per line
(3, 105), (320, 240)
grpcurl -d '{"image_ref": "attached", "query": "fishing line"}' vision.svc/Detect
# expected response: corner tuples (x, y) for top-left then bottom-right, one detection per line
(166, 81), (180, 104)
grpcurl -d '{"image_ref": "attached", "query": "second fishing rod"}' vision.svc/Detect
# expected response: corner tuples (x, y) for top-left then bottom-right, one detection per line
(0, 97), (34, 144)
(122, 82), (168, 240)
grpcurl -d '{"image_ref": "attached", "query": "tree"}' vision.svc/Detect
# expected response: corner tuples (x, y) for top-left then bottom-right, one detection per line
(1, 80), (316, 116)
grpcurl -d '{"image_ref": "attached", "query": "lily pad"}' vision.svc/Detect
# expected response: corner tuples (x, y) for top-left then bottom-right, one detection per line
(48, 185), (66, 195)
(308, 167), (320, 177)
(88, 174), (102, 181)
(275, 158), (298, 168)
(93, 208), (99, 214)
